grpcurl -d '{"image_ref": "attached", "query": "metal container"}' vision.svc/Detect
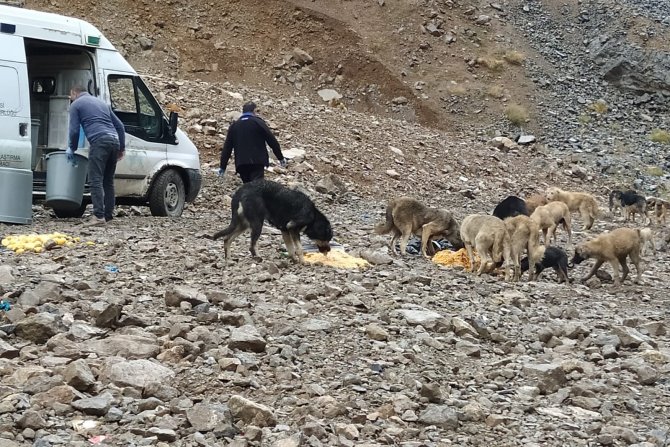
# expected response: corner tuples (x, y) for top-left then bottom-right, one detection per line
(0, 167), (33, 225)
(45, 152), (89, 209)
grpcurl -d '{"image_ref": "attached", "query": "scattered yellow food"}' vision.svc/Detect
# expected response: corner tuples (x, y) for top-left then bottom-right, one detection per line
(1, 232), (81, 254)
(432, 248), (480, 271)
(304, 250), (370, 269)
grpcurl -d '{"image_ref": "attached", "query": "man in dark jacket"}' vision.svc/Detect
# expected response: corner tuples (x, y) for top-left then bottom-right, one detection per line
(68, 85), (125, 226)
(219, 102), (286, 183)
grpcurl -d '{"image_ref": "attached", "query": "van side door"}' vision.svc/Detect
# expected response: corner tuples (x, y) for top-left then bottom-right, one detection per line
(0, 34), (31, 171)
(102, 72), (168, 197)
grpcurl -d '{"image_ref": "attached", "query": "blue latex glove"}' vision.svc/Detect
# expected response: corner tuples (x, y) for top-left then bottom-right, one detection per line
(65, 148), (76, 166)
(280, 158), (288, 168)
(217, 168), (225, 177)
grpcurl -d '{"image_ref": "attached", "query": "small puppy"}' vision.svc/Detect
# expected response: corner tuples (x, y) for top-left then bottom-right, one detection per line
(546, 187), (599, 230)
(521, 245), (570, 283)
(571, 227), (643, 286)
(492, 196), (529, 220)
(530, 201), (572, 247)
(460, 214), (512, 280)
(211, 180), (332, 262)
(375, 197), (463, 258)
(525, 194), (548, 215)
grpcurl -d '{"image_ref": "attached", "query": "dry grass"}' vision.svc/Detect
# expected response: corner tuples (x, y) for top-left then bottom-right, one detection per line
(503, 50), (525, 65)
(486, 85), (505, 99)
(649, 128), (670, 144)
(505, 104), (529, 125)
(589, 99), (608, 114)
(446, 83), (468, 96)
(477, 57), (505, 72)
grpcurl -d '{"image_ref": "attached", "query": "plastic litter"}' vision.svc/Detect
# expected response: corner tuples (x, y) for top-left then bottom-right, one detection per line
(104, 265), (119, 273)
(0, 300), (10, 311)
(72, 419), (99, 431)
(88, 435), (108, 445)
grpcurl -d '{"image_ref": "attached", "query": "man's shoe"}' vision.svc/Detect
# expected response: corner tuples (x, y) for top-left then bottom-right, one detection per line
(84, 216), (106, 227)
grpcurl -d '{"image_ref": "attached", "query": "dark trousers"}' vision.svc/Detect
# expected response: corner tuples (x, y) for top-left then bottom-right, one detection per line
(88, 136), (119, 220)
(237, 164), (265, 183)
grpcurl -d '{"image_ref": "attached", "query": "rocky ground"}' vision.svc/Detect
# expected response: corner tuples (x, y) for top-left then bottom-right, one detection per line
(1, 0), (669, 445)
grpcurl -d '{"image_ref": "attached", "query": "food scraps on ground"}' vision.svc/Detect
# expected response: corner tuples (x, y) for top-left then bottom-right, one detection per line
(1, 233), (83, 254)
(432, 248), (480, 270)
(304, 250), (370, 268)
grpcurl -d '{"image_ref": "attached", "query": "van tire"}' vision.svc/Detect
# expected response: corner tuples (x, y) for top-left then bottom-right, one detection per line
(52, 202), (87, 218)
(149, 169), (185, 217)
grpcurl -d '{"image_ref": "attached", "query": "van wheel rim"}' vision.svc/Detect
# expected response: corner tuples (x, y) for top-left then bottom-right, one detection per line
(165, 183), (180, 210)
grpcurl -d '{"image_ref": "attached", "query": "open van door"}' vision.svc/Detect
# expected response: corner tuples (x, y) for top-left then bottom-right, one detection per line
(101, 71), (168, 198)
(0, 34), (31, 171)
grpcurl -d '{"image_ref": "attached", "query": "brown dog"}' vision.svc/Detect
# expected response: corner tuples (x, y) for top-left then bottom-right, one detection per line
(546, 187), (599, 230)
(525, 194), (548, 215)
(646, 197), (669, 225)
(374, 197), (463, 258)
(460, 214), (512, 280)
(530, 201), (572, 247)
(504, 215), (542, 281)
(571, 227), (643, 286)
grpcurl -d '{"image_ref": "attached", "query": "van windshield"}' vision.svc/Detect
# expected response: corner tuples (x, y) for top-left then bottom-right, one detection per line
(108, 75), (163, 141)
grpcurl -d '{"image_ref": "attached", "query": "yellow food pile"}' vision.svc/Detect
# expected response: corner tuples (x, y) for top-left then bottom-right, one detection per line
(1, 233), (82, 254)
(432, 248), (479, 270)
(304, 250), (370, 269)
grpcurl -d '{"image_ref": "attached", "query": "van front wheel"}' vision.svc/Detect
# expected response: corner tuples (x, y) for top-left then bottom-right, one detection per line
(149, 169), (185, 217)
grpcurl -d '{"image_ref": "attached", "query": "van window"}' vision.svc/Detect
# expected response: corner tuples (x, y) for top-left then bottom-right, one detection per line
(31, 77), (56, 95)
(108, 75), (162, 141)
(0, 65), (21, 111)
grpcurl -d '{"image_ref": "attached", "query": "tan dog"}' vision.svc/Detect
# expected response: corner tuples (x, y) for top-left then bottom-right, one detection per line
(571, 228), (643, 285)
(530, 201), (572, 247)
(546, 187), (599, 230)
(525, 194), (548, 215)
(460, 214), (512, 280)
(374, 197), (463, 258)
(639, 227), (655, 256)
(504, 215), (542, 281)
(646, 197), (669, 225)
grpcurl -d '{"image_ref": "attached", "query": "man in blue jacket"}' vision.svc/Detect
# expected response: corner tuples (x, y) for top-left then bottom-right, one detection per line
(219, 102), (286, 183)
(68, 85), (125, 226)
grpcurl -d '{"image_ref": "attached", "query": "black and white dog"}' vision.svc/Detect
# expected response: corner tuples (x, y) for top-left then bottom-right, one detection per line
(211, 180), (333, 262)
(521, 245), (570, 283)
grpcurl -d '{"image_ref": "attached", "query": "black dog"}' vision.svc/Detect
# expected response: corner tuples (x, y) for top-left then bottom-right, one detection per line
(521, 246), (570, 283)
(492, 196), (529, 220)
(211, 180), (333, 262)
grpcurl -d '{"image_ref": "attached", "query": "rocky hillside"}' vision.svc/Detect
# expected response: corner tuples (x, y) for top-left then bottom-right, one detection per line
(0, 0), (669, 446)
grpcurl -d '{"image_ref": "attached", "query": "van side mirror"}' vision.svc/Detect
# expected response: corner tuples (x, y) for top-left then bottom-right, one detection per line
(168, 111), (178, 136)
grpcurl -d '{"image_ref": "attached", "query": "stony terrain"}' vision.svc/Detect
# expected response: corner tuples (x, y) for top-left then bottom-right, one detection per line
(1, 0), (670, 446)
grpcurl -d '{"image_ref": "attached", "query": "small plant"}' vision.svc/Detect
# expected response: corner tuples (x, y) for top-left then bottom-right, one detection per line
(589, 99), (608, 114)
(650, 128), (670, 144)
(505, 104), (529, 125)
(477, 57), (505, 72)
(578, 113), (592, 125)
(446, 83), (467, 96)
(486, 85), (505, 99)
(503, 50), (525, 65)
(647, 166), (664, 176)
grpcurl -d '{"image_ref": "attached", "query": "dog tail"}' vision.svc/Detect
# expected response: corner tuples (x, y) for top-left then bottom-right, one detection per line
(374, 204), (394, 234)
(212, 196), (241, 240)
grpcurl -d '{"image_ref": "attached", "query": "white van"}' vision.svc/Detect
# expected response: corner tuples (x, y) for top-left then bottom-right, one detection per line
(0, 4), (201, 218)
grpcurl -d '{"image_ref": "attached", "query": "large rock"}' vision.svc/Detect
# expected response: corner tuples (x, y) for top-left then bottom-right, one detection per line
(315, 174), (346, 196)
(164, 286), (208, 307)
(72, 393), (113, 416)
(418, 405), (459, 429)
(292, 47), (313, 66)
(0, 265), (14, 284)
(522, 363), (567, 394)
(100, 359), (174, 389)
(228, 325), (267, 353)
(86, 333), (160, 359)
(0, 339), (19, 359)
(64, 359), (96, 391)
(15, 313), (62, 343)
(612, 326), (652, 348)
(17, 281), (61, 307)
(317, 89), (342, 102)
(228, 395), (277, 427)
(186, 403), (233, 432)
(395, 309), (445, 329)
